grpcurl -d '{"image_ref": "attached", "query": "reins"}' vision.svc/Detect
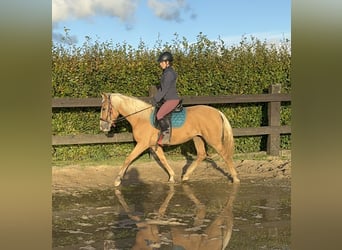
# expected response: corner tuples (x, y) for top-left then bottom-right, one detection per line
(114, 105), (153, 123)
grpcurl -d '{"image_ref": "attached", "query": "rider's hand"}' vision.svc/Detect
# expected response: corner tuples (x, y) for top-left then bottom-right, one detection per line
(150, 98), (157, 107)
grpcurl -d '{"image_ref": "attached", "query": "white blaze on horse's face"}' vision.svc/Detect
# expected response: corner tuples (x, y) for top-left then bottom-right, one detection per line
(99, 94), (118, 132)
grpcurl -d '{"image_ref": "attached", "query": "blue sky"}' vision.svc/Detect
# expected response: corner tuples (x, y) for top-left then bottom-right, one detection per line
(52, 0), (291, 48)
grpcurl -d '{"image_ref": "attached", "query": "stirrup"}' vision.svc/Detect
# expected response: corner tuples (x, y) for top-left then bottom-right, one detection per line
(157, 131), (170, 145)
(161, 132), (170, 144)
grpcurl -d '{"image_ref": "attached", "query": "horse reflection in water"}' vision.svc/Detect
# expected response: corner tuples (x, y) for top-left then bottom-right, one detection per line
(110, 184), (238, 250)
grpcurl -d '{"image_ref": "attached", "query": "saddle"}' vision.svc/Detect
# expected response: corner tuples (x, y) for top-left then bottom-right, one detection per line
(153, 99), (184, 129)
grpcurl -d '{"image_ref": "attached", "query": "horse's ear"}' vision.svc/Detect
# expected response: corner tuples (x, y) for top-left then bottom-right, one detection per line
(101, 93), (108, 102)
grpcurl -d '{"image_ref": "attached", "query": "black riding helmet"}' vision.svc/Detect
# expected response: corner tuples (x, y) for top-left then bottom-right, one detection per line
(157, 51), (173, 62)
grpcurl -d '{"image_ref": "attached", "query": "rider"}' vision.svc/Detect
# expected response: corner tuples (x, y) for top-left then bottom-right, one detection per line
(151, 51), (180, 145)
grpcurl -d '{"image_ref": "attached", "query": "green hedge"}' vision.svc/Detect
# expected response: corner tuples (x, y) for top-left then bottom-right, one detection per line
(52, 32), (291, 163)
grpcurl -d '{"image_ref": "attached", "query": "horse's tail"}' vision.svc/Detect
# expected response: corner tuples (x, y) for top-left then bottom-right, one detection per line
(219, 111), (234, 154)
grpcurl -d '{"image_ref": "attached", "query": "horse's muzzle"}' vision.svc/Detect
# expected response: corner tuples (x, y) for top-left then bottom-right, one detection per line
(100, 120), (113, 132)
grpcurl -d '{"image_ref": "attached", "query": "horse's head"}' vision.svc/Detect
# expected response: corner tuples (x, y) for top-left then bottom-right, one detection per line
(99, 93), (119, 132)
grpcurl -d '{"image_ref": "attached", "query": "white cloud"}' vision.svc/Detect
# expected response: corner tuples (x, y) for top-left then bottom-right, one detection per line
(52, 0), (195, 24)
(52, 0), (139, 23)
(147, 0), (195, 22)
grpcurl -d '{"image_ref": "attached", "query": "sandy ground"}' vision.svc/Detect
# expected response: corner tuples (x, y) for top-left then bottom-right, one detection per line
(52, 152), (291, 194)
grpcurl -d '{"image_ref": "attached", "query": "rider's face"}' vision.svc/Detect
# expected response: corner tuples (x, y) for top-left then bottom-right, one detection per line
(159, 61), (168, 69)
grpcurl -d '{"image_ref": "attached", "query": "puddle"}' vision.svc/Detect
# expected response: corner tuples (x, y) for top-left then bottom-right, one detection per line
(53, 179), (290, 249)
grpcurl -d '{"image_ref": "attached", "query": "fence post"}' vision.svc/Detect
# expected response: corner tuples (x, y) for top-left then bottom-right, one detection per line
(267, 84), (281, 156)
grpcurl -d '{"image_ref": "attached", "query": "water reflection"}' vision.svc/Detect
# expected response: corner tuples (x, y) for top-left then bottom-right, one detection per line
(112, 184), (238, 250)
(53, 179), (290, 249)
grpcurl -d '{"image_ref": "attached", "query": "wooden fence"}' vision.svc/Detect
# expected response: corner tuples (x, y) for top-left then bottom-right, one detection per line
(52, 84), (291, 156)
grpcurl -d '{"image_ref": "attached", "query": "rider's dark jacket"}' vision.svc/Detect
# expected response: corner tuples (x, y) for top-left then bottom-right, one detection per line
(153, 66), (180, 104)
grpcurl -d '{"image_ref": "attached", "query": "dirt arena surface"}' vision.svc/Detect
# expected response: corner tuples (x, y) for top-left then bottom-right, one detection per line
(52, 152), (291, 194)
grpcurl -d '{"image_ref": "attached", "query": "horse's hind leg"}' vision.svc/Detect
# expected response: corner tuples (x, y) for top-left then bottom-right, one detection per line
(182, 136), (207, 181)
(203, 132), (239, 183)
(211, 142), (240, 183)
(151, 146), (176, 183)
(223, 153), (240, 183)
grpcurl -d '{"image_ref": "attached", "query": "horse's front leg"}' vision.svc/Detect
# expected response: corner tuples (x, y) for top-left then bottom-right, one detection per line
(114, 143), (148, 187)
(150, 146), (176, 183)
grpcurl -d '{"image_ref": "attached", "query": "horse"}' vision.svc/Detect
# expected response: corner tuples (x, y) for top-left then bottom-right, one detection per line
(99, 93), (240, 186)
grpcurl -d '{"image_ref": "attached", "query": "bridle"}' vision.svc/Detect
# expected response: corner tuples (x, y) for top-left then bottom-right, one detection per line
(100, 94), (153, 126)
(100, 95), (115, 125)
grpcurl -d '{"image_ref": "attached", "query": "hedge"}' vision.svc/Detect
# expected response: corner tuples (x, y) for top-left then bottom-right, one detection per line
(52, 32), (291, 163)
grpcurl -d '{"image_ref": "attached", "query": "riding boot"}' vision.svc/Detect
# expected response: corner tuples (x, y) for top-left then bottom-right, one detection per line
(157, 118), (170, 145)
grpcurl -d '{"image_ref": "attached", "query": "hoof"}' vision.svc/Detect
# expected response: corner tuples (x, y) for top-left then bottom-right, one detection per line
(233, 177), (240, 184)
(114, 177), (122, 187)
(182, 176), (189, 182)
(168, 176), (175, 183)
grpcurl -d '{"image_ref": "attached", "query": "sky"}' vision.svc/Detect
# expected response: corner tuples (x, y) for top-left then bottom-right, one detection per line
(52, 0), (291, 48)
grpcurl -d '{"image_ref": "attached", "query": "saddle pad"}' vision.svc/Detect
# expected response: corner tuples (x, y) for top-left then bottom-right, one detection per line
(150, 108), (187, 128)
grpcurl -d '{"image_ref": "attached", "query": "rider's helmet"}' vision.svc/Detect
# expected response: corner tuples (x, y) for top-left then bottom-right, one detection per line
(157, 51), (173, 62)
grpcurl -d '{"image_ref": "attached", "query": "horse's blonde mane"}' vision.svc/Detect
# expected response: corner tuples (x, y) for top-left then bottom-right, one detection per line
(110, 93), (151, 120)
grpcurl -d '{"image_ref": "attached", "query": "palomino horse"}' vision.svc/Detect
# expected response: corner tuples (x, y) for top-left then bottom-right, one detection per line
(99, 93), (240, 186)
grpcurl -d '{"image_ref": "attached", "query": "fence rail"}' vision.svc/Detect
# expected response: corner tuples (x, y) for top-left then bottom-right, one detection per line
(52, 93), (290, 107)
(52, 84), (291, 156)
